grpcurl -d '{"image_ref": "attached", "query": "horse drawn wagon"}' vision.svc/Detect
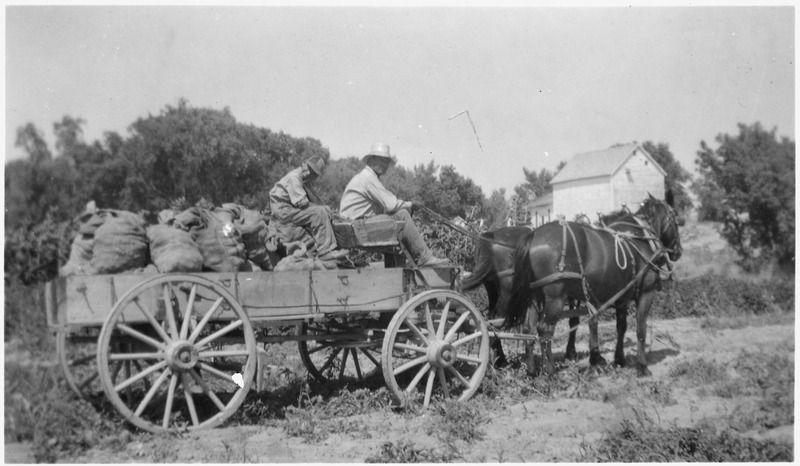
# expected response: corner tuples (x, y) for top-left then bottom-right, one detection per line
(44, 217), (492, 434)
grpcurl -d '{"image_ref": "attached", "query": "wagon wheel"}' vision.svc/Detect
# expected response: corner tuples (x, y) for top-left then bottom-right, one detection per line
(56, 327), (103, 402)
(381, 290), (490, 408)
(298, 316), (382, 384)
(97, 274), (257, 434)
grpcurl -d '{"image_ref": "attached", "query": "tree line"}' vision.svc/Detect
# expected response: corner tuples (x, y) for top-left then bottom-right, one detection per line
(5, 99), (794, 286)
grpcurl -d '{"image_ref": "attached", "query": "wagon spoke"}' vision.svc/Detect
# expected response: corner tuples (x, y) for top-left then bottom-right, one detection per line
(455, 354), (484, 365)
(197, 362), (239, 387)
(189, 369), (227, 411)
(424, 302), (436, 337)
(134, 369), (170, 417)
(437, 368), (450, 399)
(78, 371), (99, 391)
(305, 342), (335, 355)
(423, 370), (435, 407)
(451, 331), (482, 348)
(437, 300), (452, 339)
(352, 350), (364, 380)
(194, 320), (244, 349)
(162, 373), (179, 429)
(187, 298), (224, 343)
(197, 349), (250, 359)
(116, 324), (168, 351)
(403, 319), (430, 345)
(444, 311), (471, 342)
(179, 284), (198, 340)
(393, 355), (427, 376)
(405, 362), (431, 394)
(360, 347), (381, 367)
(319, 348), (342, 375)
(134, 299), (172, 344)
(392, 342), (427, 354)
(163, 284), (180, 340)
(338, 347), (350, 379)
(69, 353), (96, 368)
(114, 361), (167, 392)
(446, 366), (473, 389)
(110, 352), (163, 361)
(181, 373), (200, 426)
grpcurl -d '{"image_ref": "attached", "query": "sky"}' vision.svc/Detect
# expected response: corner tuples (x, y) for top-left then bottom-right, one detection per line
(4, 4), (795, 197)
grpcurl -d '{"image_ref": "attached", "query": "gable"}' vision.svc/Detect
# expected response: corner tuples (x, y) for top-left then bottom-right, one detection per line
(551, 143), (666, 185)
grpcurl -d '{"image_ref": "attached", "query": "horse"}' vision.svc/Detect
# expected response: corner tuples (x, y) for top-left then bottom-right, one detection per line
(504, 194), (683, 377)
(461, 226), (583, 366)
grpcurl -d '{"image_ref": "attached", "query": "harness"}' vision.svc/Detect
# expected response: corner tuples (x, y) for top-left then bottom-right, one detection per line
(529, 215), (670, 322)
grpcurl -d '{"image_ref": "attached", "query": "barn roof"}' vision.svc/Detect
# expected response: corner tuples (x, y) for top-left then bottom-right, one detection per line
(551, 143), (666, 184)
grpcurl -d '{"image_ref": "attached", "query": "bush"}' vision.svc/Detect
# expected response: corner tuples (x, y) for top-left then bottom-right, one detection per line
(365, 439), (456, 463)
(583, 417), (792, 462)
(651, 273), (793, 319)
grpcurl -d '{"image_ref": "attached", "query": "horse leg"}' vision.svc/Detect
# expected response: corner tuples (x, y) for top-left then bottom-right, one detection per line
(588, 316), (605, 367)
(522, 303), (539, 376)
(538, 297), (562, 376)
(614, 303), (628, 367)
(634, 292), (655, 377)
(565, 304), (579, 361)
(485, 282), (509, 368)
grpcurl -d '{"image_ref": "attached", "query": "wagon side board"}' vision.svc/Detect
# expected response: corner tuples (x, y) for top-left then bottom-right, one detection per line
(45, 266), (462, 328)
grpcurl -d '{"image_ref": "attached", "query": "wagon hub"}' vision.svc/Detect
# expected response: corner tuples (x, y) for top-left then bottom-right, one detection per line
(165, 341), (199, 372)
(427, 340), (457, 368)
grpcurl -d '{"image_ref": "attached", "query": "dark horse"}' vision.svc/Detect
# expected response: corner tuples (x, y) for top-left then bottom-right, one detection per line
(504, 194), (683, 377)
(462, 226), (584, 366)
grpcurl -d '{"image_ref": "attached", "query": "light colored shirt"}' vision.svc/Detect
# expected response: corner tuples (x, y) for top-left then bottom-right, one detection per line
(339, 166), (412, 219)
(269, 167), (309, 208)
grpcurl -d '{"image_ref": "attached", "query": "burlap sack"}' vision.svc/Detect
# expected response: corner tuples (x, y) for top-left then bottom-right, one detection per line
(176, 207), (246, 272)
(146, 224), (203, 273)
(216, 204), (271, 270)
(91, 211), (149, 274)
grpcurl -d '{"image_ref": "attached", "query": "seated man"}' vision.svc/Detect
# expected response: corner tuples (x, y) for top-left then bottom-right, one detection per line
(339, 143), (449, 267)
(269, 156), (346, 261)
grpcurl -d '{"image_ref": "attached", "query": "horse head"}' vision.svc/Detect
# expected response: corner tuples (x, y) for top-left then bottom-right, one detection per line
(637, 193), (683, 262)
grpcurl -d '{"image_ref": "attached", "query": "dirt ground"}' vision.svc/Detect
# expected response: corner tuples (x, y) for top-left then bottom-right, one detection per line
(8, 313), (792, 463)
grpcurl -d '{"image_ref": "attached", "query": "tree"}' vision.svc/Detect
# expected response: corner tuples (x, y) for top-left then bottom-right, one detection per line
(641, 141), (693, 212)
(483, 188), (510, 230)
(694, 122), (795, 273)
(15, 123), (51, 165)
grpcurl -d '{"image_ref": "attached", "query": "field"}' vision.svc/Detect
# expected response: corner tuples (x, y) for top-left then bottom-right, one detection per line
(4, 220), (795, 462)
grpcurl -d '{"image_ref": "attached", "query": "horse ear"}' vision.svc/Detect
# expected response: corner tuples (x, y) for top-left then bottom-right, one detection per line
(665, 189), (675, 207)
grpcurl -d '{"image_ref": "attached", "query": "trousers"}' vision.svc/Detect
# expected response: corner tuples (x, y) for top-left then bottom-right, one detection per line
(269, 201), (337, 255)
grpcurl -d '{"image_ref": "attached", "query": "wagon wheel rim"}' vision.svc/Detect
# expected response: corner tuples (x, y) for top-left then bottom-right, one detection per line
(97, 274), (256, 434)
(57, 328), (103, 402)
(298, 318), (382, 384)
(381, 290), (489, 408)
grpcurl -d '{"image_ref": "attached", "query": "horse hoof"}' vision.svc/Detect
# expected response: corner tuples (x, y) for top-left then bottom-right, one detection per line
(636, 364), (652, 377)
(565, 350), (578, 361)
(494, 356), (509, 369)
(614, 356), (626, 367)
(589, 351), (607, 367)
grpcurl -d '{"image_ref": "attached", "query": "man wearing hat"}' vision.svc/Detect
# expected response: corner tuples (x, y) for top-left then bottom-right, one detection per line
(339, 143), (450, 267)
(270, 156), (345, 261)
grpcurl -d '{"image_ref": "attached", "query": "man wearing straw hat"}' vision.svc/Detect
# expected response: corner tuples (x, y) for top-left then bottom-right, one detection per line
(339, 143), (450, 267)
(270, 156), (346, 261)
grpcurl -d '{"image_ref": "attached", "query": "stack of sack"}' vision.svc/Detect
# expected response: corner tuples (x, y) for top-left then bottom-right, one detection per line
(59, 203), (278, 276)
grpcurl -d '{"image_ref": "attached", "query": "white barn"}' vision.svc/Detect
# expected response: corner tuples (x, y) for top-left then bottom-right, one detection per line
(547, 143), (666, 221)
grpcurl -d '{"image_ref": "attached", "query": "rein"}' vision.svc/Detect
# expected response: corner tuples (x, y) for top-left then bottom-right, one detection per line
(420, 206), (522, 249)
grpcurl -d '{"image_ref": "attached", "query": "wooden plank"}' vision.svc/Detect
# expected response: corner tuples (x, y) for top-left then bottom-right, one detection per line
(310, 268), (405, 313)
(237, 271), (312, 318)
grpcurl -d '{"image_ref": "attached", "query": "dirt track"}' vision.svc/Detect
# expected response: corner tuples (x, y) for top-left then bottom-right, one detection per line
(16, 314), (781, 463)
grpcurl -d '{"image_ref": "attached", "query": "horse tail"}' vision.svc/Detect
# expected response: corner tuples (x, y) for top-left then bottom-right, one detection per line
(462, 232), (494, 291)
(504, 229), (536, 328)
